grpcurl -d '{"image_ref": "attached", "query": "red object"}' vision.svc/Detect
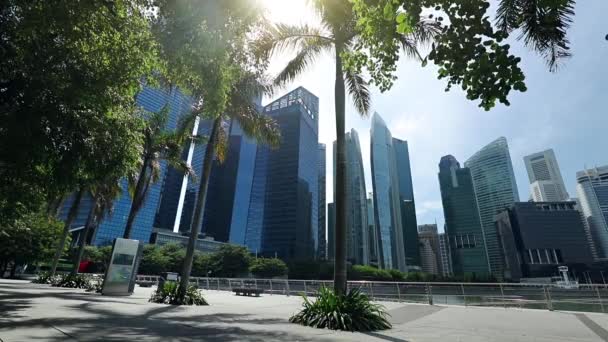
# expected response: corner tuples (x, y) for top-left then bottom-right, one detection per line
(79, 260), (92, 273)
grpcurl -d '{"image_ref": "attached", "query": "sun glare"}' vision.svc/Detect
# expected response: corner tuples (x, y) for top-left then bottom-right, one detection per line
(258, 0), (316, 24)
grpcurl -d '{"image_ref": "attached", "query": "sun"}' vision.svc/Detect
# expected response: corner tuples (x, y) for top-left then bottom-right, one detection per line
(257, 0), (316, 24)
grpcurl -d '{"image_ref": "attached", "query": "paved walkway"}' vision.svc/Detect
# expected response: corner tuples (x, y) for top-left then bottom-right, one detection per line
(0, 279), (607, 341)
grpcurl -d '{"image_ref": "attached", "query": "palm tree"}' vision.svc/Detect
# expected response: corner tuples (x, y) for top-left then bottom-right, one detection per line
(71, 178), (122, 274)
(254, 0), (439, 295)
(177, 71), (281, 298)
(122, 105), (195, 239)
(496, 0), (575, 71)
(50, 188), (84, 276)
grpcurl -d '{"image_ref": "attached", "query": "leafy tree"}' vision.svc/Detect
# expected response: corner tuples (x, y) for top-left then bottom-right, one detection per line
(139, 244), (171, 275)
(250, 258), (289, 278)
(208, 245), (252, 278)
(192, 254), (213, 277)
(350, 265), (393, 281)
(0, 212), (64, 277)
(0, 0), (158, 218)
(254, 0), (436, 294)
(123, 106), (196, 239)
(148, 0), (281, 298)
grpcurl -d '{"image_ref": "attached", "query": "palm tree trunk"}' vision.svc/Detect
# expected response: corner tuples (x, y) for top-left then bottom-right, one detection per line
(50, 189), (84, 276)
(333, 41), (348, 295)
(123, 158), (149, 239)
(178, 116), (220, 298)
(71, 201), (97, 274)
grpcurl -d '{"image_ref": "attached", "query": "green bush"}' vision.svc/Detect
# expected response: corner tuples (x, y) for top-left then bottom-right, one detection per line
(32, 271), (57, 284)
(350, 265), (392, 281)
(85, 276), (103, 293)
(149, 281), (208, 305)
(290, 287), (392, 331)
(51, 273), (91, 289)
(249, 258), (288, 278)
(388, 269), (406, 281)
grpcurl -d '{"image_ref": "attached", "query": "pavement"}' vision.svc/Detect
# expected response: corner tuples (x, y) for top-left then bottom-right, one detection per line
(0, 279), (607, 342)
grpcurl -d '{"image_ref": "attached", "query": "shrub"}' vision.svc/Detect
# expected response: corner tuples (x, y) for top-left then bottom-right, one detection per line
(388, 269), (406, 281)
(149, 281), (208, 305)
(32, 271), (57, 284)
(85, 276), (103, 293)
(290, 287), (391, 331)
(350, 265), (393, 281)
(249, 258), (288, 278)
(51, 273), (91, 289)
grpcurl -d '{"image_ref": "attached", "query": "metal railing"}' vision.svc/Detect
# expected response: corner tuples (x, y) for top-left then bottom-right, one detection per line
(136, 275), (608, 314)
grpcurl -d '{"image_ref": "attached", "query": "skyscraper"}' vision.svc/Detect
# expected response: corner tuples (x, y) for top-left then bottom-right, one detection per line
(438, 155), (490, 276)
(244, 87), (319, 260)
(333, 129), (369, 265)
(465, 137), (519, 279)
(438, 232), (453, 277)
(524, 149), (569, 202)
(370, 112), (406, 271)
(576, 165), (608, 259)
(393, 139), (420, 268)
(318, 143), (327, 260)
(367, 196), (379, 267)
(418, 224), (440, 275)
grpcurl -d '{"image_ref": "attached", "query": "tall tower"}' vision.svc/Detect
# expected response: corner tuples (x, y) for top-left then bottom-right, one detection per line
(438, 155), (490, 276)
(464, 137), (519, 280)
(576, 165), (608, 259)
(524, 149), (569, 202)
(334, 129), (369, 265)
(370, 112), (406, 271)
(318, 143), (327, 260)
(393, 138), (420, 267)
(244, 87), (319, 260)
(418, 224), (440, 275)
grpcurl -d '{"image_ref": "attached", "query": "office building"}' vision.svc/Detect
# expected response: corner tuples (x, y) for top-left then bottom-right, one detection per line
(576, 166), (608, 259)
(418, 224), (440, 275)
(367, 197), (379, 267)
(524, 149), (569, 202)
(333, 129), (369, 265)
(62, 86), (192, 245)
(465, 137), (519, 280)
(438, 155), (490, 276)
(328, 202), (335, 260)
(438, 232), (453, 277)
(149, 230), (231, 254)
(370, 113), (406, 271)
(244, 87), (319, 260)
(318, 144), (327, 260)
(393, 138), (420, 268)
(495, 202), (594, 281)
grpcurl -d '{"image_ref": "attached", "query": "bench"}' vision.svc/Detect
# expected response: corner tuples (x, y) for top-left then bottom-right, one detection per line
(232, 287), (264, 297)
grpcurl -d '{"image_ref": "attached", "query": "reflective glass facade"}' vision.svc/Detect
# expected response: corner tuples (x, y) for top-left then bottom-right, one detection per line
(576, 165), (608, 259)
(60, 86), (193, 245)
(393, 138), (419, 267)
(464, 137), (519, 280)
(244, 87), (319, 260)
(370, 113), (406, 271)
(438, 155), (490, 276)
(318, 144), (327, 260)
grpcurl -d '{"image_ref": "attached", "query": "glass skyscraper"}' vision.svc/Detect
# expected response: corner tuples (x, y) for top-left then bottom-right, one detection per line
(438, 155), (490, 276)
(393, 138), (420, 267)
(576, 165), (608, 259)
(370, 112), (407, 271)
(333, 129), (369, 265)
(244, 87), (319, 260)
(464, 137), (519, 280)
(318, 143), (327, 260)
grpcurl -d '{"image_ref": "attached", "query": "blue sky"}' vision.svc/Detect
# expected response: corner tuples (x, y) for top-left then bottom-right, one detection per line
(263, 1), (608, 231)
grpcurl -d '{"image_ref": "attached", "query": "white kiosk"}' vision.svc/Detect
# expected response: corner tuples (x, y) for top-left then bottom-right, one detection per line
(101, 238), (143, 296)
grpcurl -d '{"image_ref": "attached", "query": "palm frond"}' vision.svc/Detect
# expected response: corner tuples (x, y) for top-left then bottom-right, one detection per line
(214, 124), (229, 163)
(255, 23), (333, 59)
(274, 42), (329, 87)
(496, 0), (574, 71)
(175, 112), (199, 145)
(399, 19), (442, 61)
(344, 71), (371, 117)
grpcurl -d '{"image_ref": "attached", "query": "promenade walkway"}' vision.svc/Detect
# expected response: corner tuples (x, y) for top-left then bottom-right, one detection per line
(1, 279), (606, 341)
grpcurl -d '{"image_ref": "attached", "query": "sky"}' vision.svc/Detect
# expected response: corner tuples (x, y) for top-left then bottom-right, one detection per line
(260, 0), (608, 231)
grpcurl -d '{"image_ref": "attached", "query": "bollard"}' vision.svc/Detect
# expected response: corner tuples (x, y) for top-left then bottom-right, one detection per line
(500, 284), (506, 309)
(396, 283), (401, 302)
(461, 284), (467, 307)
(543, 286), (553, 311)
(285, 279), (290, 296)
(426, 283), (434, 305)
(206, 277), (209, 290)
